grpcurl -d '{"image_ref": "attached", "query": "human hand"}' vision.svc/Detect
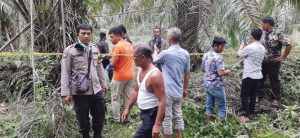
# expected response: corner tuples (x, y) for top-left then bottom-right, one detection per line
(63, 96), (72, 105)
(152, 124), (160, 138)
(271, 55), (284, 62)
(121, 109), (130, 123)
(154, 45), (160, 53)
(102, 87), (108, 95)
(240, 41), (245, 48)
(183, 89), (188, 99)
(225, 70), (231, 76)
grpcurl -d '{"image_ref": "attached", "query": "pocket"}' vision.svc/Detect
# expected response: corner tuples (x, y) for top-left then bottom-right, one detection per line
(73, 55), (86, 70)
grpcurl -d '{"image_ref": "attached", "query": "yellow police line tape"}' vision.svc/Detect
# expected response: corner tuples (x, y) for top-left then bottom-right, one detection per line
(0, 50), (299, 57)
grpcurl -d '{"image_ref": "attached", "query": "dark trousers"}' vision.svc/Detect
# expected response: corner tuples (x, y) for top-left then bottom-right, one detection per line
(133, 107), (158, 138)
(241, 78), (260, 116)
(258, 61), (281, 100)
(73, 92), (105, 138)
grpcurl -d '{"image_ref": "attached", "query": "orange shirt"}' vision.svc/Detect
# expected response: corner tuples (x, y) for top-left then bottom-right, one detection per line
(111, 40), (134, 80)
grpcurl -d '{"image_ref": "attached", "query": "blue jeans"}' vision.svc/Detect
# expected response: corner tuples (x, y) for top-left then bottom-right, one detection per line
(205, 86), (226, 119)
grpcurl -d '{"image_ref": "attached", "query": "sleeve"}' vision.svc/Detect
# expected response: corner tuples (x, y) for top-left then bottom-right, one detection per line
(60, 48), (72, 96)
(278, 32), (291, 46)
(201, 54), (207, 67)
(184, 53), (190, 72)
(238, 46), (251, 58)
(153, 51), (166, 64)
(111, 46), (120, 63)
(216, 56), (225, 71)
(96, 62), (107, 88)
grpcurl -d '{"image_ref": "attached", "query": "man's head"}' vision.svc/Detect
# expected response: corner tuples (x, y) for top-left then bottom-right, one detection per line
(118, 24), (127, 38)
(99, 32), (106, 41)
(108, 27), (123, 45)
(133, 42), (153, 67)
(250, 28), (263, 41)
(76, 24), (92, 45)
(166, 27), (181, 45)
(153, 27), (161, 38)
(261, 16), (274, 31)
(212, 36), (226, 53)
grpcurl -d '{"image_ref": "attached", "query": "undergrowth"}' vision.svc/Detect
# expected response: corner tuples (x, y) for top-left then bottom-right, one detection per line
(0, 55), (299, 137)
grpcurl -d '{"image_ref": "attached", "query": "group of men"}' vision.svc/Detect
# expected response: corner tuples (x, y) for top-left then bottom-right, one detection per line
(61, 24), (190, 138)
(60, 15), (292, 138)
(201, 16), (292, 123)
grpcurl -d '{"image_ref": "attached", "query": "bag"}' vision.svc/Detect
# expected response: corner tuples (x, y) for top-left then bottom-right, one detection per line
(71, 49), (92, 94)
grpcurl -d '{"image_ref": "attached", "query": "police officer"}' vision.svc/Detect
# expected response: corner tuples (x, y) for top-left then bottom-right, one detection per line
(61, 24), (107, 138)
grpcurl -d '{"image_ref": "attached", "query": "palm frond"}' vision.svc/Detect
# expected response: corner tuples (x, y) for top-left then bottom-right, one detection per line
(288, 0), (300, 10)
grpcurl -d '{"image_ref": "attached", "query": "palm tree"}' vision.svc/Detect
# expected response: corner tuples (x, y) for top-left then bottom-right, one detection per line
(0, 0), (88, 52)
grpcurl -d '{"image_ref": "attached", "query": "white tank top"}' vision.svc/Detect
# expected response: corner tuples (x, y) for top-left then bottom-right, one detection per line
(136, 67), (159, 110)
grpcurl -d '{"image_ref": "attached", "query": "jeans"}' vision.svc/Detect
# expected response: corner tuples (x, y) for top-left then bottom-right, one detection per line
(205, 86), (226, 119)
(133, 107), (158, 138)
(73, 92), (105, 138)
(241, 78), (260, 116)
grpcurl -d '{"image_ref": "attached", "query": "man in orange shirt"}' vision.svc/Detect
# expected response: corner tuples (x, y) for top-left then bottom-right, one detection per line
(108, 27), (135, 123)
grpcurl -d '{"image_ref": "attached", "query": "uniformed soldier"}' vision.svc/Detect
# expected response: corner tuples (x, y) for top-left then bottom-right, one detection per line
(61, 24), (107, 138)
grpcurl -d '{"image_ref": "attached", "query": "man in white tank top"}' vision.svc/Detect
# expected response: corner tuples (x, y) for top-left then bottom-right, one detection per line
(122, 43), (166, 138)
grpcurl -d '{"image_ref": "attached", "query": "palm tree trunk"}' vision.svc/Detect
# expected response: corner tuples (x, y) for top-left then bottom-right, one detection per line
(176, 0), (214, 71)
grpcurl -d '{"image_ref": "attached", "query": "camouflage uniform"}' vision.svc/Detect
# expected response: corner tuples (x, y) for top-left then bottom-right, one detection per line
(259, 28), (291, 100)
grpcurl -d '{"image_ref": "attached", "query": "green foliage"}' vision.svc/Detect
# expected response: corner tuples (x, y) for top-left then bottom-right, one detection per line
(289, 0), (300, 10)
(0, 117), (15, 137)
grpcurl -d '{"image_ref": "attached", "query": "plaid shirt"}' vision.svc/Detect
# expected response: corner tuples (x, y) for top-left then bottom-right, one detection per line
(263, 28), (291, 57)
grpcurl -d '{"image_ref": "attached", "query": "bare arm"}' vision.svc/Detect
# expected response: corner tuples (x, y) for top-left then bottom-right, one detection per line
(218, 70), (230, 77)
(183, 70), (190, 98)
(282, 44), (292, 59)
(109, 58), (117, 67)
(273, 44), (292, 62)
(237, 42), (245, 56)
(152, 46), (159, 61)
(149, 71), (166, 137)
(201, 64), (205, 72)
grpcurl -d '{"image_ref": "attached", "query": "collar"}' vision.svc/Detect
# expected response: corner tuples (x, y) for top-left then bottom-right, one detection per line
(166, 44), (180, 50)
(251, 41), (261, 44)
(75, 38), (89, 50)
